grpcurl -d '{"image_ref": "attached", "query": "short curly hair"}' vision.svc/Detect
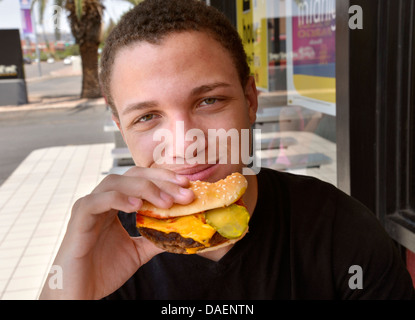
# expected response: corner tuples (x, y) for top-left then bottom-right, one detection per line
(99, 0), (250, 117)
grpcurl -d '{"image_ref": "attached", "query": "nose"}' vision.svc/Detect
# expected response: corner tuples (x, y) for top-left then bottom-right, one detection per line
(162, 114), (207, 165)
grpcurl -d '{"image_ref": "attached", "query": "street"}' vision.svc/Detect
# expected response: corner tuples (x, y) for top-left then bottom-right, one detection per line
(0, 63), (114, 186)
(25, 61), (82, 99)
(27, 75), (82, 99)
(0, 105), (114, 186)
(23, 61), (67, 80)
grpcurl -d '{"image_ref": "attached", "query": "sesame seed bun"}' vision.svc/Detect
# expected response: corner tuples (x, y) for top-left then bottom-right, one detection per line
(137, 172), (248, 219)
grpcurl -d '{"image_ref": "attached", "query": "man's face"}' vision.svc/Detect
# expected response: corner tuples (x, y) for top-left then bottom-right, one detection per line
(110, 31), (258, 182)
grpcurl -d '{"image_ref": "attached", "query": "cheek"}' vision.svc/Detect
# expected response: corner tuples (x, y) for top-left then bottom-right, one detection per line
(123, 133), (159, 167)
(205, 103), (250, 130)
(224, 110), (251, 131)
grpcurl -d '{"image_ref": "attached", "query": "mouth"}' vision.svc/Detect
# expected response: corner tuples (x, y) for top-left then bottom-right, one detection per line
(174, 163), (219, 182)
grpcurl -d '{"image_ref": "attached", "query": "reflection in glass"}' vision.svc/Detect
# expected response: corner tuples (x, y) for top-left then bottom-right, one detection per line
(237, 0), (337, 186)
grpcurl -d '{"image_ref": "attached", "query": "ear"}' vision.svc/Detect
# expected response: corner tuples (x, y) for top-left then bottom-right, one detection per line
(244, 76), (258, 125)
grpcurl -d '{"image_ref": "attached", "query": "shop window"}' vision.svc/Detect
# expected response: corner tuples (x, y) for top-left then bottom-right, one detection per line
(235, 0), (337, 186)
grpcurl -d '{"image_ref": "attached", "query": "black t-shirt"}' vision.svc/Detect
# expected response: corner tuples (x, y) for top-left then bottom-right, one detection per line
(105, 168), (415, 299)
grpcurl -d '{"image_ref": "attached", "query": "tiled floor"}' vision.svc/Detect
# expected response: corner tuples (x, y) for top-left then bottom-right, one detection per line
(0, 143), (114, 299)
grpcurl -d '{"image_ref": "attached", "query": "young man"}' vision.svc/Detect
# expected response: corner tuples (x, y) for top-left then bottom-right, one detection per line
(40, 0), (414, 299)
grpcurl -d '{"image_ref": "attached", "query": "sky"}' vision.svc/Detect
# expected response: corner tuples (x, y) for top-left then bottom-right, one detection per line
(0, 0), (134, 34)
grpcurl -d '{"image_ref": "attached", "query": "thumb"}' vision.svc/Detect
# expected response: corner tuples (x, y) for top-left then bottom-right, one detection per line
(132, 236), (164, 266)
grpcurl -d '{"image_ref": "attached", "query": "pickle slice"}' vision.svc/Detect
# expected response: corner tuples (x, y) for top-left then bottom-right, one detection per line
(205, 204), (250, 239)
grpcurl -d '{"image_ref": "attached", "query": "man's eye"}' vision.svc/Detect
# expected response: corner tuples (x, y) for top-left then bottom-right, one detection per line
(200, 98), (217, 106)
(137, 114), (156, 122)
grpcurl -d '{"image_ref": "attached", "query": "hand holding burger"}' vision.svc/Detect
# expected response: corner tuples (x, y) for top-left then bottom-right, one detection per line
(136, 172), (250, 254)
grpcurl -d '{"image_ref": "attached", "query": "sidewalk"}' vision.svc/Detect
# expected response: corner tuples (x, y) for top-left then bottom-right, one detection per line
(0, 143), (114, 299)
(0, 64), (117, 299)
(26, 63), (82, 84)
(0, 96), (107, 113)
(0, 64), (106, 113)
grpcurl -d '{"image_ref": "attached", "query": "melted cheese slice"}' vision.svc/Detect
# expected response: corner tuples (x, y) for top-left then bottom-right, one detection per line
(136, 213), (216, 246)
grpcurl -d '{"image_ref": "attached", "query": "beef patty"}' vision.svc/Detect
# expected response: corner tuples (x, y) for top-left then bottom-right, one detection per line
(138, 227), (228, 254)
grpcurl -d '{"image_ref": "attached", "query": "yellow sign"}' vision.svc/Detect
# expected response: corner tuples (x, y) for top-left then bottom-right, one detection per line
(237, 0), (268, 91)
(293, 74), (336, 103)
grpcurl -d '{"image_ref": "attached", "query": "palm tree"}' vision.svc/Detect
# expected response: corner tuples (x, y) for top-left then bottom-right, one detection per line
(32, 0), (142, 99)
(65, 0), (104, 98)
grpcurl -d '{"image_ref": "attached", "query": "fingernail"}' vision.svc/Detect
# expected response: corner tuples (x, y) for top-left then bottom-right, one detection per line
(179, 187), (193, 196)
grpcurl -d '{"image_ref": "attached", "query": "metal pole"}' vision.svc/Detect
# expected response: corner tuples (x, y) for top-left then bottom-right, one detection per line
(31, 3), (42, 78)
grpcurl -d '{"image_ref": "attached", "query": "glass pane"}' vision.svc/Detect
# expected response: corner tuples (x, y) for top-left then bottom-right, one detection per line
(237, 0), (337, 186)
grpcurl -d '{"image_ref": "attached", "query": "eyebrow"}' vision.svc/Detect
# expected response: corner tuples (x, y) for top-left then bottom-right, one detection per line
(122, 100), (158, 116)
(122, 82), (231, 116)
(190, 82), (231, 96)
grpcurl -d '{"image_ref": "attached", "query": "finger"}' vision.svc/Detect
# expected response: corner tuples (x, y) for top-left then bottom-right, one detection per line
(122, 168), (194, 204)
(93, 174), (191, 209)
(70, 192), (142, 234)
(75, 191), (143, 216)
(150, 179), (194, 205)
(131, 179), (194, 208)
(123, 167), (190, 186)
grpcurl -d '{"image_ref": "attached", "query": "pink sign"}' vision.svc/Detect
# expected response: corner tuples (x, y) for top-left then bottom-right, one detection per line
(292, 17), (335, 65)
(21, 9), (33, 35)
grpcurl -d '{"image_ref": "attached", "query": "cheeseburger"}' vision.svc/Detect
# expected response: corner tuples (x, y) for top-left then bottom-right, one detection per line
(136, 172), (250, 254)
